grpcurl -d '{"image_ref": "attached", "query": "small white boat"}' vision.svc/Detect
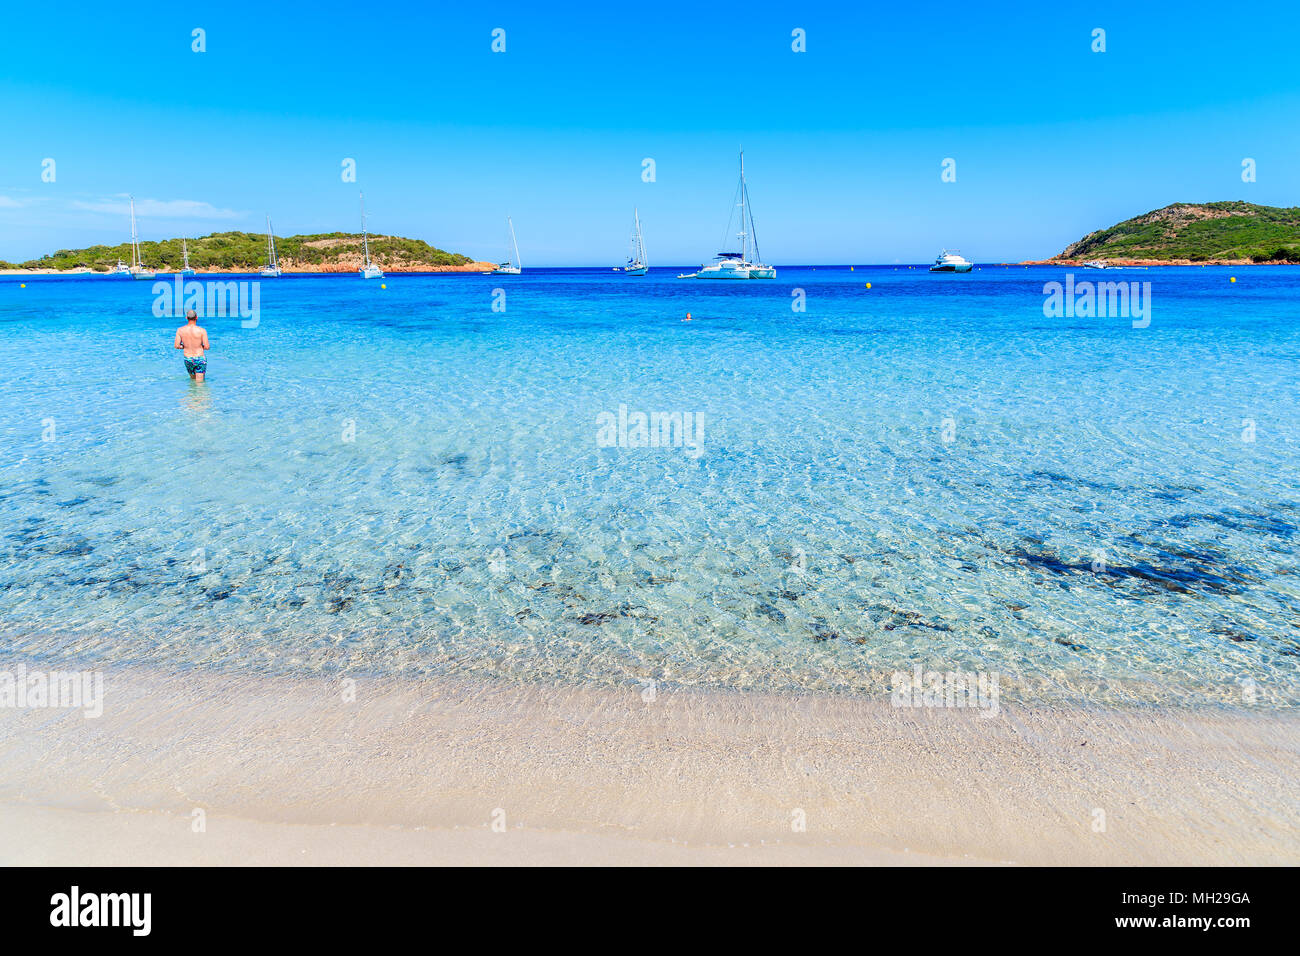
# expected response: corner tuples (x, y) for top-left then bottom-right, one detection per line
(127, 196), (156, 280)
(684, 151), (774, 280)
(617, 208), (648, 275)
(1082, 259), (1109, 269)
(491, 217), (522, 275)
(107, 258), (131, 276)
(260, 217), (282, 277)
(358, 192), (383, 279)
(929, 249), (972, 273)
(176, 237), (196, 276)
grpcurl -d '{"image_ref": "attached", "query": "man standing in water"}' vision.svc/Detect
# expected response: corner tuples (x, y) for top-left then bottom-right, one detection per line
(173, 309), (210, 382)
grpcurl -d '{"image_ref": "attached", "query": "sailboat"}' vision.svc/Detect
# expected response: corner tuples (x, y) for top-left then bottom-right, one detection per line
(358, 192), (383, 279)
(490, 217), (522, 275)
(616, 209), (648, 275)
(127, 196), (156, 280)
(176, 237), (196, 276)
(683, 151), (775, 280)
(260, 216), (282, 277)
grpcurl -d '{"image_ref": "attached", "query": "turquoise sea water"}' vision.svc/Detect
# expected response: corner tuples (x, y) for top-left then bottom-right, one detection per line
(1, 265), (1297, 707)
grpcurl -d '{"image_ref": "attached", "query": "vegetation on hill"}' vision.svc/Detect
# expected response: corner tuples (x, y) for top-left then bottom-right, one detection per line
(1058, 202), (1300, 262)
(12, 232), (475, 271)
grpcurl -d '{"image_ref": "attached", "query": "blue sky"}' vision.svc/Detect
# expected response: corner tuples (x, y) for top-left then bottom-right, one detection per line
(2, 0), (1298, 265)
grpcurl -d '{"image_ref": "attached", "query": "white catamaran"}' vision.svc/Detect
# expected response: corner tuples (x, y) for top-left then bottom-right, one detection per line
(490, 217), (522, 275)
(127, 196), (156, 280)
(616, 208), (648, 275)
(683, 151), (774, 280)
(260, 216), (282, 277)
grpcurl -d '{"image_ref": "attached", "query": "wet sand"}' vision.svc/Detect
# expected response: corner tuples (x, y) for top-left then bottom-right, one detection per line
(1, 664), (1296, 865)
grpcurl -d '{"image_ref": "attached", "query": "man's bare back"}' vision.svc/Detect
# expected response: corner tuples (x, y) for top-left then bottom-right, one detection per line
(174, 310), (210, 382)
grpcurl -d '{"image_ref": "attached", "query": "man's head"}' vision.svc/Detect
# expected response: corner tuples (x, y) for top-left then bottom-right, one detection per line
(186, 309), (198, 323)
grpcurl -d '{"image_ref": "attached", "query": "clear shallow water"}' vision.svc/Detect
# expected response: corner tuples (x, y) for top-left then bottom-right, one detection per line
(1, 265), (1297, 707)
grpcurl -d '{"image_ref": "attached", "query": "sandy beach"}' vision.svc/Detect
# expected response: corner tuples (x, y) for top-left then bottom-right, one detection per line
(2, 663), (1295, 866)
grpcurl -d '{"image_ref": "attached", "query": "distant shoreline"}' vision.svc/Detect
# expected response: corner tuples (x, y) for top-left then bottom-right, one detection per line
(1018, 257), (1297, 267)
(0, 262), (497, 277)
(5, 260), (1298, 277)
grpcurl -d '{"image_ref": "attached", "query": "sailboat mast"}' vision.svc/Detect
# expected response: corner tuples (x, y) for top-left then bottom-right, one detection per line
(129, 195), (139, 269)
(745, 178), (761, 264)
(739, 151), (747, 261)
(360, 193), (371, 267)
(509, 217), (520, 268)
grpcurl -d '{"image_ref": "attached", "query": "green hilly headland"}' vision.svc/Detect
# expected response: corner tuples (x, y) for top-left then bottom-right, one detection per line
(2, 232), (479, 272)
(1055, 202), (1300, 263)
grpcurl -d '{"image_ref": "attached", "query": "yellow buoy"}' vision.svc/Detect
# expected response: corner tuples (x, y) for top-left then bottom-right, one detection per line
(865, 282), (872, 289)
(20, 283), (26, 288)
(381, 283), (387, 289)
(1230, 277), (1236, 283)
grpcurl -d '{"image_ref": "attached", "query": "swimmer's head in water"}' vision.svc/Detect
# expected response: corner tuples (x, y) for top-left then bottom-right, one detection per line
(186, 309), (198, 322)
